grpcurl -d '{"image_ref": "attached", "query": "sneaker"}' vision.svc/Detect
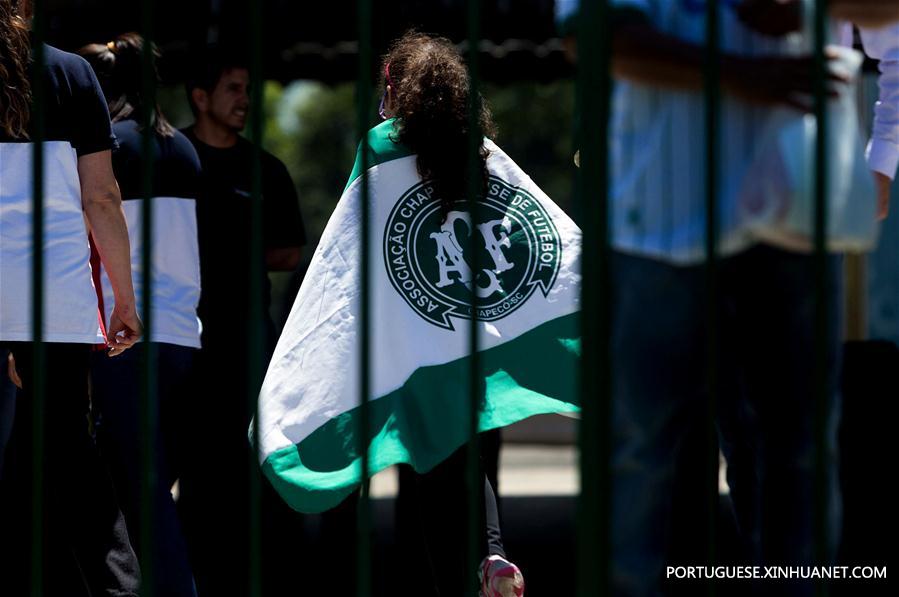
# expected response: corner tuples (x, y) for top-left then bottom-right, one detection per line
(478, 555), (525, 597)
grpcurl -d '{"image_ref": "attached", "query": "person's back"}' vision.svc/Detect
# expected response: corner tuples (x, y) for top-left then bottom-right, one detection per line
(1, 44), (116, 342)
(0, 2), (141, 595)
(79, 33), (203, 597)
(99, 118), (203, 346)
(259, 31), (537, 597)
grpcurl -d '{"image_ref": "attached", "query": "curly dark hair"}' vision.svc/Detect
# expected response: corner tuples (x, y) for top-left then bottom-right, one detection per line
(382, 31), (496, 217)
(0, 0), (32, 139)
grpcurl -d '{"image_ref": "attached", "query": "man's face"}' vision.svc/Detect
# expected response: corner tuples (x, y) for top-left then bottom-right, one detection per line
(201, 67), (250, 133)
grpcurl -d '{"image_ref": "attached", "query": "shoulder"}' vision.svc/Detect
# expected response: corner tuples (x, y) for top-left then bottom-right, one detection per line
(365, 119), (410, 164)
(111, 119), (141, 148)
(178, 126), (201, 149)
(344, 119), (413, 191)
(44, 45), (87, 71)
(260, 146), (290, 175)
(44, 45), (99, 90)
(168, 129), (202, 169)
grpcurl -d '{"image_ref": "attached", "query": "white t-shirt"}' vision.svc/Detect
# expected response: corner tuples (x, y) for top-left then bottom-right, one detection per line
(94, 119), (203, 348)
(0, 46), (114, 343)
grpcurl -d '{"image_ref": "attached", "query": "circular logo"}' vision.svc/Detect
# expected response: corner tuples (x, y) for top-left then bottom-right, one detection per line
(384, 175), (561, 330)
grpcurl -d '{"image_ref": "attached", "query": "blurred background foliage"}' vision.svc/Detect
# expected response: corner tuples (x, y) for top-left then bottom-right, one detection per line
(159, 79), (576, 325)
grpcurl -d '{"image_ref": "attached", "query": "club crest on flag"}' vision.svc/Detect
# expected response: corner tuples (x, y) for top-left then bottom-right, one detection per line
(255, 128), (581, 514)
(384, 175), (561, 330)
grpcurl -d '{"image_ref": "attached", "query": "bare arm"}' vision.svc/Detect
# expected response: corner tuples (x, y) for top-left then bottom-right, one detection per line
(78, 150), (142, 355)
(857, 25), (899, 219)
(611, 24), (706, 91)
(831, 0), (899, 28)
(735, 0), (899, 36)
(611, 23), (845, 112)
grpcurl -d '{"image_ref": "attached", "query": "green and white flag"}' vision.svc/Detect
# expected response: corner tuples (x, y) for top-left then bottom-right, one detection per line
(256, 120), (581, 513)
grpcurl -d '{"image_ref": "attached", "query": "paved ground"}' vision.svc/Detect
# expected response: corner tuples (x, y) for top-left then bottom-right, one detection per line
(372, 442), (730, 499)
(348, 442), (735, 595)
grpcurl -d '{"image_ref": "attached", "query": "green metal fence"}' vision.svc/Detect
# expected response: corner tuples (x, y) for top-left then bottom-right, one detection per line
(29, 3), (46, 594)
(20, 0), (840, 595)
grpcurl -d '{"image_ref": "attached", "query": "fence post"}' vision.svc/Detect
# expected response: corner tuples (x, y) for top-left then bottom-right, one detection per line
(29, 2), (47, 594)
(355, 0), (374, 594)
(575, 1), (612, 595)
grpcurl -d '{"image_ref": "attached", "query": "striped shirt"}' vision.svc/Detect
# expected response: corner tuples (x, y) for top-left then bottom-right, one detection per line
(0, 45), (114, 343)
(557, 0), (899, 264)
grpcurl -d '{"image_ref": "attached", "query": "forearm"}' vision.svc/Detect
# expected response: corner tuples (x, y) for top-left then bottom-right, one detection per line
(77, 151), (135, 306)
(84, 195), (135, 305)
(831, 0), (899, 28)
(612, 24), (744, 95)
(869, 59), (899, 179)
(860, 26), (899, 179)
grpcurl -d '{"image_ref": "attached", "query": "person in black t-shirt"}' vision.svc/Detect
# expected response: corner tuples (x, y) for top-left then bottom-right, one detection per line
(178, 49), (307, 597)
(182, 52), (306, 349)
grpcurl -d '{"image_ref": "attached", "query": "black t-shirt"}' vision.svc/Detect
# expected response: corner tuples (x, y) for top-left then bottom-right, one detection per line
(181, 128), (306, 344)
(0, 44), (116, 152)
(113, 119), (201, 200)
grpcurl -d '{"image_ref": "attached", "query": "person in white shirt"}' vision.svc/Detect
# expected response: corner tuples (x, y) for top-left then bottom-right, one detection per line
(849, 22), (899, 218)
(0, 0), (142, 594)
(556, 1), (898, 595)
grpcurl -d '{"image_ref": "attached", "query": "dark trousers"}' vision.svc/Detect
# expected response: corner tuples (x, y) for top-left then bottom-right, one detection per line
(90, 343), (198, 597)
(0, 349), (15, 479)
(0, 342), (140, 597)
(609, 246), (842, 597)
(397, 442), (507, 596)
(177, 338), (309, 597)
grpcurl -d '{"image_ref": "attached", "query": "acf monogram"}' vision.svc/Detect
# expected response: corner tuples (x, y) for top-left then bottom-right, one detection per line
(384, 175), (561, 330)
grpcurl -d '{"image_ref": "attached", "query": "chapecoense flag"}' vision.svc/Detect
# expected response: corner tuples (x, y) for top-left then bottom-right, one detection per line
(254, 119), (582, 513)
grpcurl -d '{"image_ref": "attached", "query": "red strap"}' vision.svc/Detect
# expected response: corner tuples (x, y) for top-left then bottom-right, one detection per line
(88, 233), (109, 349)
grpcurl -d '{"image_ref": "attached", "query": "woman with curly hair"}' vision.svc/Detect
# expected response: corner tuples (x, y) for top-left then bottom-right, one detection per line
(376, 32), (525, 597)
(0, 0), (142, 594)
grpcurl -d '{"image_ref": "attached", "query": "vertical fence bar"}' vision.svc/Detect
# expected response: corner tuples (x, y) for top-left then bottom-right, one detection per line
(465, 0), (485, 594)
(811, 0), (830, 589)
(575, 1), (612, 595)
(138, 2), (158, 595)
(247, 1), (265, 596)
(355, 0), (373, 594)
(703, 0), (720, 586)
(29, 2), (46, 595)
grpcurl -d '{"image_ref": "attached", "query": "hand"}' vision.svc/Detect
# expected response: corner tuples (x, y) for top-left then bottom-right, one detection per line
(737, 0), (802, 37)
(7, 353), (22, 390)
(875, 172), (892, 221)
(726, 51), (848, 112)
(107, 301), (142, 357)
